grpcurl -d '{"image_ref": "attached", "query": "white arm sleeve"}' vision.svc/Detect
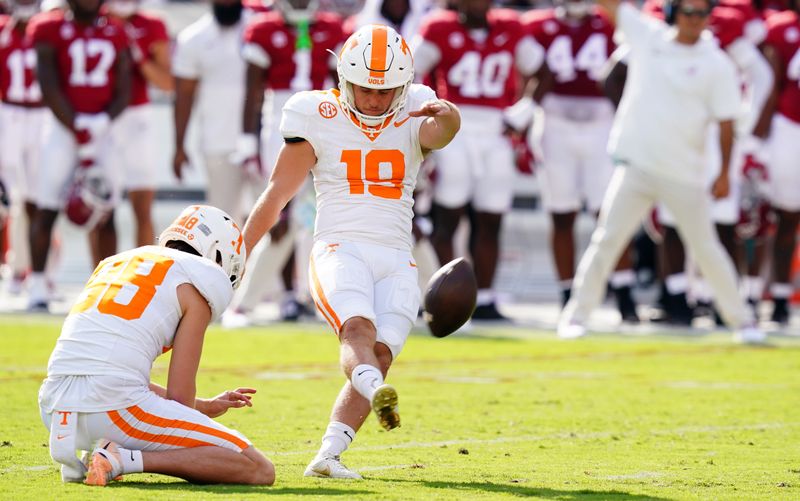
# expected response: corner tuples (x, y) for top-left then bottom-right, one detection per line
(242, 42), (271, 69)
(615, 3), (661, 48)
(171, 33), (201, 79)
(710, 56), (742, 121)
(515, 35), (545, 76)
(411, 37), (441, 79)
(727, 38), (773, 135)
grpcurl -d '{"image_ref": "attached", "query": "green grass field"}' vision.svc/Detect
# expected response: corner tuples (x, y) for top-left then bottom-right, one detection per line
(1, 315), (799, 500)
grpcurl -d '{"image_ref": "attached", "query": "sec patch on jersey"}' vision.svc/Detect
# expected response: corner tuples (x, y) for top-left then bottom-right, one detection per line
(423, 257), (477, 338)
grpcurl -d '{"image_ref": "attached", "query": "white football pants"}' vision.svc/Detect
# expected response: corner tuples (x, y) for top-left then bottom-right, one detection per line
(562, 165), (753, 329)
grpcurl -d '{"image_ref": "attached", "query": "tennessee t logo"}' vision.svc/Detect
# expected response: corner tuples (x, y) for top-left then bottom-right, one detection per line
(58, 411), (72, 425)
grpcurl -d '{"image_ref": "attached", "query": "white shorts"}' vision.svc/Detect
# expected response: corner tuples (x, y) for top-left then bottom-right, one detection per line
(308, 239), (420, 359)
(34, 113), (120, 211)
(0, 104), (46, 203)
(112, 104), (157, 191)
(432, 109), (515, 213)
(534, 114), (614, 213)
(766, 113), (800, 211)
(40, 390), (251, 454)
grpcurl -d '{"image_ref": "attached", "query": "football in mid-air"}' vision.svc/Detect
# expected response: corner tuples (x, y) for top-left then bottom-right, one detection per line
(423, 257), (477, 338)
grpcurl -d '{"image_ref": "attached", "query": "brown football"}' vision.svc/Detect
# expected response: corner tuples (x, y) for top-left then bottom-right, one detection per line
(423, 257), (478, 338)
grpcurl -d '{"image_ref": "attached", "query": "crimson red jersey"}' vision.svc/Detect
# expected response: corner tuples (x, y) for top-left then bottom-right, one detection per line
(0, 16), (42, 106)
(28, 11), (129, 114)
(718, 0), (762, 22)
(243, 11), (343, 91)
(765, 11), (800, 123)
(417, 9), (526, 109)
(642, 0), (746, 49)
(106, 11), (168, 106)
(523, 9), (614, 98)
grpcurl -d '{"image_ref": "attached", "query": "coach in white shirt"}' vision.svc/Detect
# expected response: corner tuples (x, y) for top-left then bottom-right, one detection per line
(171, 0), (262, 224)
(558, 0), (765, 343)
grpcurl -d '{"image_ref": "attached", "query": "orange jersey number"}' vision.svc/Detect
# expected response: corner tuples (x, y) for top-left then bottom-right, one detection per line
(341, 149), (405, 200)
(71, 252), (175, 320)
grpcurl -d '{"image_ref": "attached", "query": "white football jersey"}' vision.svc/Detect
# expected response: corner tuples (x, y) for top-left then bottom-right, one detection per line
(41, 246), (232, 412)
(281, 83), (437, 251)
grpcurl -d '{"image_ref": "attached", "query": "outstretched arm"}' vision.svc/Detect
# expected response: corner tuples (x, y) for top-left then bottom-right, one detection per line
(415, 100), (461, 154)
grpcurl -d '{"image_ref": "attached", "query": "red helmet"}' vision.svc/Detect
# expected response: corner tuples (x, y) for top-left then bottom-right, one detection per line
(64, 167), (114, 230)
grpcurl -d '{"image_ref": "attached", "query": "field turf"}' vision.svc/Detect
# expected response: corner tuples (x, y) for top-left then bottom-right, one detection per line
(1, 315), (799, 500)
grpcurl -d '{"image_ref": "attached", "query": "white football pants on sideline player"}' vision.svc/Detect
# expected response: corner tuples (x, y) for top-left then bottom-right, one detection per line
(563, 165), (753, 329)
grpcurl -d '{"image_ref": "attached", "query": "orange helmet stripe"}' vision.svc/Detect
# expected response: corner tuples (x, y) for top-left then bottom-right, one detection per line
(369, 25), (388, 79)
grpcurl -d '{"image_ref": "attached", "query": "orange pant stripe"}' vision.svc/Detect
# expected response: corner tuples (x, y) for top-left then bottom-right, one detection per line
(107, 410), (213, 448)
(309, 254), (342, 332)
(127, 405), (248, 451)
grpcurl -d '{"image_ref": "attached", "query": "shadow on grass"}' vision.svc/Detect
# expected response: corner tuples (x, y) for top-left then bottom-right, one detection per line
(111, 481), (374, 497)
(379, 478), (673, 500)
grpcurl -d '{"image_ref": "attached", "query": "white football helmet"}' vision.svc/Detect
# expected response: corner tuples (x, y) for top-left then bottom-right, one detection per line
(275, 0), (318, 24)
(555, 0), (592, 19)
(10, 0), (40, 20)
(336, 24), (414, 133)
(64, 167), (114, 231)
(158, 205), (247, 290)
(106, 0), (139, 18)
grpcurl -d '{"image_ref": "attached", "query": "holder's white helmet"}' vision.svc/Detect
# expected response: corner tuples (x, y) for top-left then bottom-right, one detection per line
(158, 205), (247, 290)
(337, 24), (414, 133)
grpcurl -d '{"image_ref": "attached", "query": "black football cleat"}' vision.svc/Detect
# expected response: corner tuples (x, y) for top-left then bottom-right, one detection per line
(771, 298), (790, 325)
(471, 302), (508, 321)
(613, 286), (639, 324)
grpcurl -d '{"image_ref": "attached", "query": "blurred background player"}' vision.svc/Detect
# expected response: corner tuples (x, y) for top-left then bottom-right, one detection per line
(27, 0), (132, 311)
(0, 0), (45, 294)
(241, 25), (460, 479)
(603, 0), (773, 325)
(559, 0), (765, 344)
(223, 0), (344, 326)
(172, 0), (257, 223)
(105, 0), (173, 247)
(759, 2), (800, 324)
(348, 0), (431, 41)
(413, 0), (541, 320)
(523, 0), (640, 323)
(38, 205), (275, 487)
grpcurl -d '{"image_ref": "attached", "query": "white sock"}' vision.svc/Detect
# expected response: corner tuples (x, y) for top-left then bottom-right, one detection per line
(117, 446), (143, 474)
(318, 421), (355, 458)
(742, 275), (764, 301)
(351, 364), (384, 401)
(770, 282), (793, 299)
(28, 272), (47, 302)
(558, 279), (573, 291)
(609, 269), (636, 289)
(476, 289), (494, 306)
(665, 273), (688, 295)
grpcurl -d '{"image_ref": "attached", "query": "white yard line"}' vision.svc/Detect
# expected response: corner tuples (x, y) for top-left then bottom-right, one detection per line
(266, 421), (798, 457)
(5, 421), (796, 474)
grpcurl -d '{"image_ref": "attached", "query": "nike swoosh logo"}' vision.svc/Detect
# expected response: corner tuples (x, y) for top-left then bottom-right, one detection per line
(357, 370), (368, 376)
(56, 435), (67, 440)
(409, 261), (417, 268)
(394, 116), (411, 127)
(343, 430), (353, 442)
(130, 451), (135, 461)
